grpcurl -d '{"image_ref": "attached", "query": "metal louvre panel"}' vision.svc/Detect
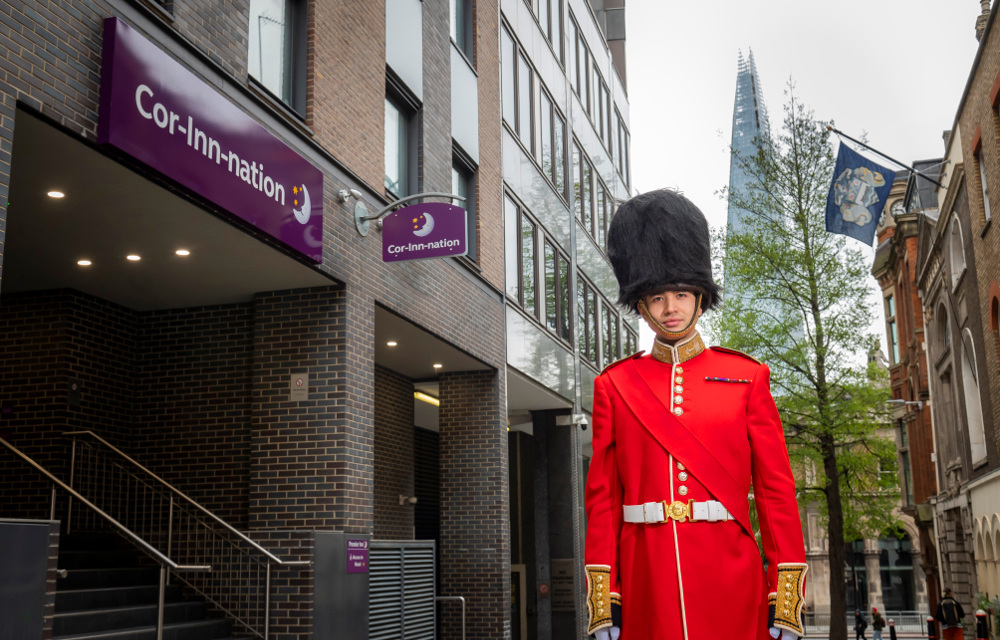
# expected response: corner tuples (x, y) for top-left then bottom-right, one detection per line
(370, 548), (403, 639)
(370, 541), (436, 640)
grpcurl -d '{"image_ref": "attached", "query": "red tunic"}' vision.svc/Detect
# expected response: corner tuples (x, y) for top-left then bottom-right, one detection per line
(584, 340), (806, 640)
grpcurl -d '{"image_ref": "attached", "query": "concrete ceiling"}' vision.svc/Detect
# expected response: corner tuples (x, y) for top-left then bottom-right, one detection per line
(3, 110), (333, 311)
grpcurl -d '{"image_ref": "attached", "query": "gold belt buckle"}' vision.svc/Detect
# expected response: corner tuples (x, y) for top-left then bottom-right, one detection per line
(660, 500), (694, 523)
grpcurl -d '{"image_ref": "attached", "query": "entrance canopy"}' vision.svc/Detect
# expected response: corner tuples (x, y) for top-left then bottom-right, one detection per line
(3, 110), (333, 311)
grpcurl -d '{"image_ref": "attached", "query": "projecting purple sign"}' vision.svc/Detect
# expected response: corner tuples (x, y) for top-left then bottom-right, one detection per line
(382, 202), (467, 262)
(97, 18), (323, 263)
(347, 539), (369, 574)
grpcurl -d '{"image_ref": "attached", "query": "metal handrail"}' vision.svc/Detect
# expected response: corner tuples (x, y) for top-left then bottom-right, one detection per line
(436, 596), (466, 640)
(65, 430), (309, 639)
(0, 437), (209, 572)
(65, 431), (307, 567)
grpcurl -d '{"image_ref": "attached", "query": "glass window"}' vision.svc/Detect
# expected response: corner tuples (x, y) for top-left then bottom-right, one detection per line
(540, 92), (552, 172)
(550, 0), (563, 62)
(249, 0), (305, 112)
(578, 277), (598, 368)
(885, 295), (899, 365)
(554, 111), (565, 196)
(624, 327), (638, 355)
(602, 302), (619, 367)
(505, 195), (519, 301)
(573, 144), (582, 222)
(501, 27), (516, 125)
(979, 151), (992, 222)
(521, 217), (537, 316)
(582, 157), (592, 232)
(384, 97), (408, 197)
(450, 0), (473, 59)
(539, 91), (566, 197)
(567, 16), (579, 97)
(517, 53), (533, 152)
(453, 155), (477, 262)
(545, 242), (557, 333)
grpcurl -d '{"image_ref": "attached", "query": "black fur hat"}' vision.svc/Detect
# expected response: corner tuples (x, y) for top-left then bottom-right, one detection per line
(607, 189), (720, 313)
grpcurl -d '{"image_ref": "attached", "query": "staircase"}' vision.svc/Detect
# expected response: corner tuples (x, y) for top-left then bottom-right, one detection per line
(53, 535), (254, 640)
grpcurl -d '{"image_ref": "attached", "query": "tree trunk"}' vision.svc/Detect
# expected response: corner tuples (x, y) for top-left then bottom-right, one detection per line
(823, 434), (848, 640)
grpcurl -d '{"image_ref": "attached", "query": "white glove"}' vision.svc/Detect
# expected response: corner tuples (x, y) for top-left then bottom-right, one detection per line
(595, 626), (621, 640)
(769, 628), (799, 640)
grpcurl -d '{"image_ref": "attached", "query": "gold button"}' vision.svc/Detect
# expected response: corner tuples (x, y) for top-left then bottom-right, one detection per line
(678, 485), (689, 495)
(675, 376), (684, 384)
(676, 462), (685, 471)
(678, 471), (688, 481)
(674, 384), (684, 393)
(674, 395), (683, 404)
(676, 366), (684, 374)
(673, 407), (684, 416)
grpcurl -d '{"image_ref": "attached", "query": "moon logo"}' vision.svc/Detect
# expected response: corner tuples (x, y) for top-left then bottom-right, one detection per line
(412, 212), (435, 237)
(292, 184), (311, 224)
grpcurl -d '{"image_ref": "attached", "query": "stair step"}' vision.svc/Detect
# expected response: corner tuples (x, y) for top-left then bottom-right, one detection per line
(59, 567), (162, 590)
(53, 601), (208, 635)
(56, 584), (185, 611)
(53, 617), (232, 640)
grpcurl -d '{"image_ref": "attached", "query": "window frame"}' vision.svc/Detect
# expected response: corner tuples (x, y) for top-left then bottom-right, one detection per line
(384, 73), (421, 199)
(453, 144), (478, 263)
(450, 0), (474, 61)
(248, 0), (307, 115)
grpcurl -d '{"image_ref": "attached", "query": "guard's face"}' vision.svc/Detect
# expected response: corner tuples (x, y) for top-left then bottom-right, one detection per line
(642, 290), (702, 341)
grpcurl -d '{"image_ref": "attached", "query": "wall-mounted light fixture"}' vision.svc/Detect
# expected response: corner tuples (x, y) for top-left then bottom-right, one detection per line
(887, 399), (924, 410)
(399, 495), (418, 506)
(337, 188), (363, 203)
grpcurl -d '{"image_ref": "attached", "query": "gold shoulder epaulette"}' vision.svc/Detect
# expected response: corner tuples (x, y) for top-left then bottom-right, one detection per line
(601, 351), (643, 375)
(709, 346), (761, 365)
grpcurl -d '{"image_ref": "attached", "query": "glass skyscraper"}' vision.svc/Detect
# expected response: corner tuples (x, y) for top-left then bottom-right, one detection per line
(727, 50), (769, 236)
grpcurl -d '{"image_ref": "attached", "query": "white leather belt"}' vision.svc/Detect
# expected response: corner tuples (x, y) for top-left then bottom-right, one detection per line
(623, 499), (733, 523)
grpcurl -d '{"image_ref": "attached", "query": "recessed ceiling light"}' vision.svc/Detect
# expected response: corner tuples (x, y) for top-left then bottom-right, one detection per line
(387, 340), (398, 347)
(47, 191), (65, 198)
(175, 249), (191, 256)
(126, 254), (141, 261)
(77, 260), (92, 266)
(433, 363), (443, 369)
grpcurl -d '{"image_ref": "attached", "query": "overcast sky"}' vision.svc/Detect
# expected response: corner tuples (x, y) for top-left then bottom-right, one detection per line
(624, 1), (986, 351)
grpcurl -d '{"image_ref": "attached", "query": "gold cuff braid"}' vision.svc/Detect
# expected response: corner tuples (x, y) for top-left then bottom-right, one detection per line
(773, 563), (807, 636)
(585, 565), (612, 633)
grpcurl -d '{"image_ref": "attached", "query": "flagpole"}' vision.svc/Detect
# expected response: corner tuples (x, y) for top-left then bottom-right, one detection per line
(828, 126), (944, 188)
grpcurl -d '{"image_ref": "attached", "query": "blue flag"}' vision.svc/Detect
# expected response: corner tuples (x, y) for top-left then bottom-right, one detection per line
(825, 144), (896, 245)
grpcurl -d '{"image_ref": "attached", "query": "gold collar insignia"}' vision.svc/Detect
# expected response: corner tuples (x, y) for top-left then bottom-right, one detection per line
(651, 332), (706, 365)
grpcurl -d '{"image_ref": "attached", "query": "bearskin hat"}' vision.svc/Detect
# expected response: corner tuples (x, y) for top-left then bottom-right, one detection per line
(607, 189), (720, 313)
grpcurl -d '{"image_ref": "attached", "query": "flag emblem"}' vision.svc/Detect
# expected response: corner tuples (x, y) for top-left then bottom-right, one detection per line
(825, 144), (895, 245)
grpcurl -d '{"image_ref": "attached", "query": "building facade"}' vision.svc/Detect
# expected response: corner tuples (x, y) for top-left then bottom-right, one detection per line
(947, 0), (1000, 609)
(0, 0), (513, 638)
(500, 0), (635, 638)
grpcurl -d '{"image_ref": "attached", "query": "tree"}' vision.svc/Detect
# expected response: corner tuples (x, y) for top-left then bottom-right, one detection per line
(709, 85), (899, 640)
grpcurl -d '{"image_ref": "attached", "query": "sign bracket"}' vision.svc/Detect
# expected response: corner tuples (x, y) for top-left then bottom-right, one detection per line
(355, 191), (465, 236)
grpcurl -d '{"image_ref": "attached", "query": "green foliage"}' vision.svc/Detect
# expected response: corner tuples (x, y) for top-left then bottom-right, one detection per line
(707, 84), (899, 636)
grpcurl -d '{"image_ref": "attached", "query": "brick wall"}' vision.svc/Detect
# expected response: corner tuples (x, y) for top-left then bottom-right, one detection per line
(960, 9), (1000, 464)
(310, 0), (385, 192)
(0, 290), (137, 518)
(133, 303), (254, 526)
(438, 369), (510, 639)
(373, 365), (415, 540)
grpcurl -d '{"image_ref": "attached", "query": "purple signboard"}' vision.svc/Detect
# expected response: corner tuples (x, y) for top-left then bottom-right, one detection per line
(98, 18), (323, 263)
(346, 539), (369, 574)
(382, 202), (467, 262)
